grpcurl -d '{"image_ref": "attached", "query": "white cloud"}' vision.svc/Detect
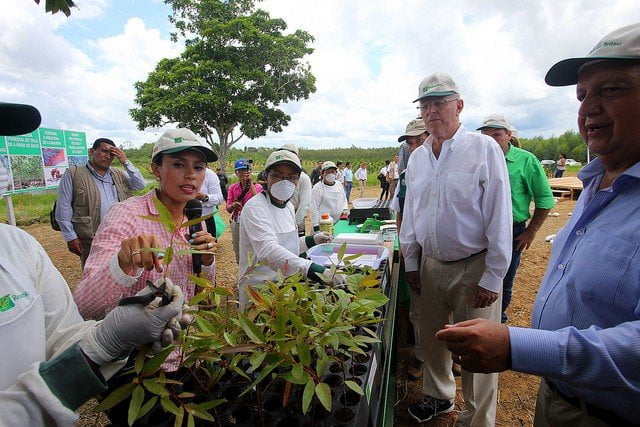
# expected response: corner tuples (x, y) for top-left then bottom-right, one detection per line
(2, 0), (640, 150)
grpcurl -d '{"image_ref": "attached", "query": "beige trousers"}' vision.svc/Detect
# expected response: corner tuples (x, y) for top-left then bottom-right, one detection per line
(409, 288), (423, 363)
(230, 220), (240, 263)
(534, 380), (611, 427)
(419, 252), (501, 427)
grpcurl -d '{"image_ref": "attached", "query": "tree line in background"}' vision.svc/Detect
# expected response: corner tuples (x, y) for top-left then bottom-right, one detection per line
(124, 129), (587, 176)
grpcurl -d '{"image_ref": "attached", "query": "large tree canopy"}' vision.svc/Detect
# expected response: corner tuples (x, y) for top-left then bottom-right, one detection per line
(130, 0), (316, 171)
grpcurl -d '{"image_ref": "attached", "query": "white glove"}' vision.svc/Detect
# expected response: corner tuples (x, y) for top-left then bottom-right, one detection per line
(314, 231), (332, 245)
(322, 268), (347, 286)
(79, 279), (185, 365)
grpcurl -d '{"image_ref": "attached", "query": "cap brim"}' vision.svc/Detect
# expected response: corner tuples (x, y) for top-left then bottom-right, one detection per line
(160, 146), (218, 162)
(398, 130), (427, 142)
(267, 160), (302, 173)
(0, 103), (41, 136)
(477, 125), (509, 131)
(545, 56), (640, 86)
(413, 91), (457, 103)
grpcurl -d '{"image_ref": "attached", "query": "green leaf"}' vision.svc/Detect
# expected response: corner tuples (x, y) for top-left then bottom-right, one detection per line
(345, 380), (365, 395)
(315, 382), (332, 412)
(163, 245), (174, 266)
(239, 361), (283, 397)
(291, 363), (305, 381)
(194, 314), (215, 334)
(337, 242), (347, 261)
(137, 396), (158, 420)
(328, 305), (343, 324)
(127, 386), (145, 426)
(223, 331), (236, 346)
(195, 399), (225, 412)
(180, 213), (212, 230)
(273, 307), (287, 339)
(140, 345), (174, 376)
(173, 406), (184, 427)
(143, 379), (169, 396)
(287, 310), (306, 333)
(94, 383), (136, 412)
(239, 314), (265, 343)
(302, 379), (315, 414)
(187, 412), (195, 427)
(151, 197), (176, 233)
(315, 353), (329, 377)
(134, 345), (149, 374)
(249, 350), (267, 372)
(296, 342), (311, 366)
(161, 396), (181, 417)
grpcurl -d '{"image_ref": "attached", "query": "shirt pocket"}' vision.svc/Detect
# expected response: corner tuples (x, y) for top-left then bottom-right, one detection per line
(446, 172), (475, 202)
(570, 228), (637, 302)
(73, 187), (88, 207)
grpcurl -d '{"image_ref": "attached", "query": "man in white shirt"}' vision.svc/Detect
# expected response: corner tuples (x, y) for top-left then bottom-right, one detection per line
(400, 73), (512, 426)
(388, 155), (400, 199)
(196, 168), (225, 237)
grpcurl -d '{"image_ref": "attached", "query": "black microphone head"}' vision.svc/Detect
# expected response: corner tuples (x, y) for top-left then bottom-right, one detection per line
(184, 199), (203, 220)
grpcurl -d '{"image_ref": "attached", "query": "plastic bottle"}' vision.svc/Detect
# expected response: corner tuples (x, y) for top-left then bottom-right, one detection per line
(319, 212), (334, 235)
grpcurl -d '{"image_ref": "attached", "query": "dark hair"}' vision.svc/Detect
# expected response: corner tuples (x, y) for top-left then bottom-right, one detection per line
(152, 152), (165, 165)
(345, 161), (351, 167)
(560, 153), (566, 158)
(337, 161), (343, 167)
(385, 160), (390, 165)
(92, 138), (115, 150)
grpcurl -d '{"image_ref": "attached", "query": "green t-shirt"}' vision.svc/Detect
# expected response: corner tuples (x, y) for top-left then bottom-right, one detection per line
(505, 144), (555, 223)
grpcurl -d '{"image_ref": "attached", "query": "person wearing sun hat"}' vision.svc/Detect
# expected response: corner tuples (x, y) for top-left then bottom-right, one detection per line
(400, 73), (512, 425)
(279, 143), (312, 236)
(477, 114), (554, 324)
(237, 149), (343, 310)
(436, 23), (640, 426)
(74, 128), (218, 324)
(309, 160), (348, 229)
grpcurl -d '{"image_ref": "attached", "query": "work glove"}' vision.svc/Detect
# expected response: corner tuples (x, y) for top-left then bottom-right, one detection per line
(79, 279), (185, 365)
(322, 268), (348, 286)
(313, 231), (332, 245)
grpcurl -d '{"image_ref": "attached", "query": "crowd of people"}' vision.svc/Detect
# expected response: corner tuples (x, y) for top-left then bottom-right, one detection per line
(1, 23), (639, 427)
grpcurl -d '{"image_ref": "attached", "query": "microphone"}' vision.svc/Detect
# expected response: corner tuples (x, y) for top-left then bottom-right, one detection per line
(184, 199), (203, 274)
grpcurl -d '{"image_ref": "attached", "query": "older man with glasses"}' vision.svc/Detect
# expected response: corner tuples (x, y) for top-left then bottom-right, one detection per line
(400, 73), (512, 425)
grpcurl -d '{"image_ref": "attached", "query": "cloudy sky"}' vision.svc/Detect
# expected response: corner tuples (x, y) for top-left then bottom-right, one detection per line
(1, 0), (639, 150)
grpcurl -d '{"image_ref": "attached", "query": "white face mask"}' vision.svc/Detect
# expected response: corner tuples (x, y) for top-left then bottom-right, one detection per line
(324, 173), (336, 184)
(270, 179), (296, 201)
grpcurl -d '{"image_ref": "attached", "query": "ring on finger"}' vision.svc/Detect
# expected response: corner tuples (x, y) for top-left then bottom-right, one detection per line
(206, 242), (212, 249)
(131, 250), (141, 256)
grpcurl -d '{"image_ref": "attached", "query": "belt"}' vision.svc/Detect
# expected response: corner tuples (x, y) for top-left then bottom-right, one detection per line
(546, 380), (637, 426)
(436, 248), (487, 265)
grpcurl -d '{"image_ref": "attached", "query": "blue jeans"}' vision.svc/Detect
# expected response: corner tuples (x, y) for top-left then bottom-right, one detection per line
(502, 221), (526, 323)
(345, 181), (353, 201)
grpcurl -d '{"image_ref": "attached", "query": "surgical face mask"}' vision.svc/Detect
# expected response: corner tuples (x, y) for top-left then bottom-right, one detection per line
(270, 179), (296, 201)
(324, 173), (336, 184)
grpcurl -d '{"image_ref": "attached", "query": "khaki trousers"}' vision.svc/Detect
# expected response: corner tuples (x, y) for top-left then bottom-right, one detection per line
(419, 252), (501, 427)
(230, 220), (240, 263)
(409, 288), (423, 362)
(534, 380), (612, 427)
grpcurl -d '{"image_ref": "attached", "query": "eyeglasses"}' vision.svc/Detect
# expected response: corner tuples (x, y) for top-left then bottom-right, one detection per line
(416, 97), (458, 111)
(268, 171), (300, 182)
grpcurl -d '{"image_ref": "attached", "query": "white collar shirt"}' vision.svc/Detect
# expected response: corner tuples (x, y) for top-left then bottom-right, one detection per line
(399, 124), (513, 292)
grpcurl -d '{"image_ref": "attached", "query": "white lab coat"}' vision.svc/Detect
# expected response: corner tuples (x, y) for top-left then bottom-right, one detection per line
(201, 168), (224, 217)
(289, 171), (312, 229)
(309, 181), (348, 226)
(0, 224), (121, 426)
(238, 193), (314, 308)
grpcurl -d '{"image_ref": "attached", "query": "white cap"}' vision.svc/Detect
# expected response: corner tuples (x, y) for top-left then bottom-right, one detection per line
(414, 72), (460, 102)
(477, 113), (512, 131)
(152, 128), (217, 162)
(264, 149), (302, 173)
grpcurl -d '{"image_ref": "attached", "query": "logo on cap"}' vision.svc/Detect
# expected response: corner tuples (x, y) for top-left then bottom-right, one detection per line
(174, 137), (184, 144)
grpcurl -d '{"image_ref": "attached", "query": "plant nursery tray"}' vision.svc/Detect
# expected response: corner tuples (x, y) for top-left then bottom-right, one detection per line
(307, 243), (389, 270)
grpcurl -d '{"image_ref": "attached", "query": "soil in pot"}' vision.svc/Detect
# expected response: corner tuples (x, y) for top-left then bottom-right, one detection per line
(333, 407), (356, 425)
(222, 385), (242, 400)
(309, 402), (331, 421)
(353, 353), (370, 364)
(275, 415), (303, 427)
(329, 362), (344, 374)
(349, 364), (367, 377)
(263, 395), (284, 412)
(339, 390), (362, 407)
(323, 374), (343, 388)
(226, 404), (254, 424)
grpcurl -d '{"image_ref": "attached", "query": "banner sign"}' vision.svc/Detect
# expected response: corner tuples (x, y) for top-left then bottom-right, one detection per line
(0, 128), (88, 195)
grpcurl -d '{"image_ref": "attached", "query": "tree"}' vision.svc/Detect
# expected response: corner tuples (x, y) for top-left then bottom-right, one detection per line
(34, 0), (77, 17)
(130, 0), (316, 172)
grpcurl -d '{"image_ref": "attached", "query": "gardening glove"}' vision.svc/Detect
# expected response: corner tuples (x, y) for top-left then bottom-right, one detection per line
(313, 231), (332, 245)
(79, 279), (184, 365)
(322, 268), (348, 286)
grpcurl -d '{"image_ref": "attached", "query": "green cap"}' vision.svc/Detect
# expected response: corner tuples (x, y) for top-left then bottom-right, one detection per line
(546, 23), (640, 86)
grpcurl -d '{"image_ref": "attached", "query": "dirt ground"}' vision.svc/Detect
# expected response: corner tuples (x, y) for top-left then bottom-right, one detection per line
(23, 182), (576, 426)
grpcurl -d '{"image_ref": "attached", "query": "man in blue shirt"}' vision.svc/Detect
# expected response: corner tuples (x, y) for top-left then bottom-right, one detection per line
(436, 23), (640, 426)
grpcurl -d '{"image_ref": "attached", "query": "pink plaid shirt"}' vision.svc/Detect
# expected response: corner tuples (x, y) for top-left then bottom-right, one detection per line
(73, 190), (215, 369)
